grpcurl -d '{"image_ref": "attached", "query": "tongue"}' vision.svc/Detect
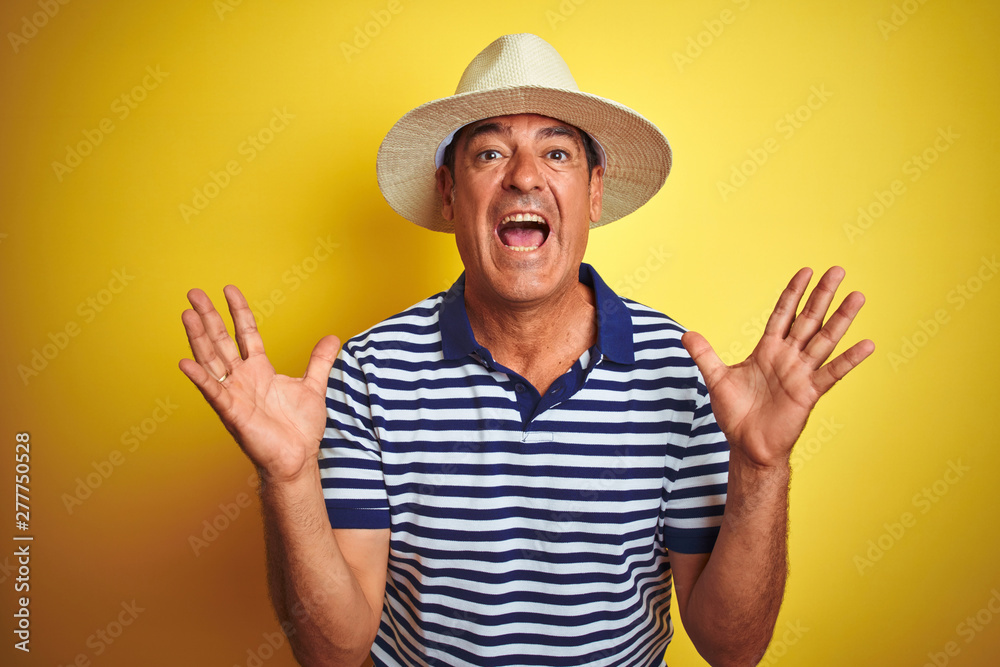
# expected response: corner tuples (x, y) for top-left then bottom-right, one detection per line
(500, 227), (544, 248)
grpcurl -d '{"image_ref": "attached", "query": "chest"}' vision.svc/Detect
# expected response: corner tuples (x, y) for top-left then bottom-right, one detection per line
(370, 371), (697, 551)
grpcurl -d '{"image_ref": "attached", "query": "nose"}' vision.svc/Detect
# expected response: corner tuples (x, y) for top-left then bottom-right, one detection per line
(503, 149), (544, 193)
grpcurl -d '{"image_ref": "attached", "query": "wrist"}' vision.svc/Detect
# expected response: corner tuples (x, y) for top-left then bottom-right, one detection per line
(256, 462), (330, 539)
(723, 448), (791, 523)
(728, 445), (791, 479)
(257, 459), (322, 496)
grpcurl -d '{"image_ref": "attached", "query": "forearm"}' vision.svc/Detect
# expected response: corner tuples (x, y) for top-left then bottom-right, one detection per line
(260, 464), (380, 667)
(683, 449), (790, 666)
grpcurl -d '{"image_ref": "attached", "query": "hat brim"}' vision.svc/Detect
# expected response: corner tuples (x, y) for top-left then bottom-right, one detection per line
(376, 86), (672, 233)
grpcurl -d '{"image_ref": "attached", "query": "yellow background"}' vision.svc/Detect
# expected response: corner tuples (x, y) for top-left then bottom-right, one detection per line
(2, 0), (998, 665)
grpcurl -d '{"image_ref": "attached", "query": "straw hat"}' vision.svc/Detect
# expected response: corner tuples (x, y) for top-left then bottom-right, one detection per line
(376, 33), (672, 233)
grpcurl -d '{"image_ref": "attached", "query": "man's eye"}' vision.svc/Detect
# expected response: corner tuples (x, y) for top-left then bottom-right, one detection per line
(548, 150), (568, 161)
(478, 150), (501, 160)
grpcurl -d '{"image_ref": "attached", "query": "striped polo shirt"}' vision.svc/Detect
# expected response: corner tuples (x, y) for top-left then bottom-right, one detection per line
(320, 263), (730, 666)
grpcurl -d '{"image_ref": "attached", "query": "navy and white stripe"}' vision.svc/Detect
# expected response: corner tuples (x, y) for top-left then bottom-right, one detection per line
(320, 264), (729, 666)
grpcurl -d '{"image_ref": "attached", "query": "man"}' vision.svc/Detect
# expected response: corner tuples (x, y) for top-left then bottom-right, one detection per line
(179, 34), (873, 666)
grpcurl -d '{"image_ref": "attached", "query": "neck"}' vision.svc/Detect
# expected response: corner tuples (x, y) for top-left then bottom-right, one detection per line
(464, 274), (597, 395)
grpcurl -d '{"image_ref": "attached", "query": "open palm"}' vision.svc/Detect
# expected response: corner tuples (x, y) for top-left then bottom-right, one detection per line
(682, 267), (874, 468)
(179, 285), (340, 483)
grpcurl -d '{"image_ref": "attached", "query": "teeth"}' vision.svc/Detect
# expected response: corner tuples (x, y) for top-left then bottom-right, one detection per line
(501, 213), (545, 224)
(508, 245), (539, 252)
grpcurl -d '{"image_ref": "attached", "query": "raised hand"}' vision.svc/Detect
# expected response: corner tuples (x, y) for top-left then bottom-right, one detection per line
(179, 285), (340, 483)
(681, 267), (874, 468)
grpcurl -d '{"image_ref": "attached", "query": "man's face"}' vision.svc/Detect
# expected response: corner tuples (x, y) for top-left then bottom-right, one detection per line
(436, 113), (603, 308)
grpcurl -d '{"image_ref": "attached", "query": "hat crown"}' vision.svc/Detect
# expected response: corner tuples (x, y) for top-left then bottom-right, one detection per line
(455, 33), (579, 95)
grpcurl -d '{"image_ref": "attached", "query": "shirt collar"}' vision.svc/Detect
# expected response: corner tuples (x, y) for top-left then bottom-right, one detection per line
(440, 263), (634, 365)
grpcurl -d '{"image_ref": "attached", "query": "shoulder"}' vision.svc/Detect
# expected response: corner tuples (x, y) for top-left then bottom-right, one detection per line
(340, 291), (448, 362)
(614, 298), (707, 391)
(622, 297), (690, 352)
(623, 297), (688, 335)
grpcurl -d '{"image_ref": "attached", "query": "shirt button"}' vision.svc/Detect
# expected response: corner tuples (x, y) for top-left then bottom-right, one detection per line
(515, 383), (527, 394)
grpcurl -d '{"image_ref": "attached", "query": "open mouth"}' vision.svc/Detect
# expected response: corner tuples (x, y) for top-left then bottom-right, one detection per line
(496, 213), (550, 252)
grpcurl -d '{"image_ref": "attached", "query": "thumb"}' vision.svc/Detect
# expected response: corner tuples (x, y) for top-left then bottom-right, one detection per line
(681, 331), (727, 387)
(303, 335), (342, 391)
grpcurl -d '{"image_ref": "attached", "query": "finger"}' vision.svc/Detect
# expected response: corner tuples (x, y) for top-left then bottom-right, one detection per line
(178, 357), (235, 417)
(682, 331), (728, 389)
(224, 285), (266, 360)
(187, 288), (242, 370)
(786, 266), (845, 347)
(181, 307), (230, 381)
(302, 335), (342, 394)
(802, 291), (866, 366)
(813, 338), (875, 396)
(763, 268), (813, 339)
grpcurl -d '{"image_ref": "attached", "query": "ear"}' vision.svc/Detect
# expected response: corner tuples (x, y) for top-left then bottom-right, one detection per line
(435, 165), (455, 222)
(588, 164), (604, 224)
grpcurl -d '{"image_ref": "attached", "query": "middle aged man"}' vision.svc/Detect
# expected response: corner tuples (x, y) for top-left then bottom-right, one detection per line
(180, 34), (873, 666)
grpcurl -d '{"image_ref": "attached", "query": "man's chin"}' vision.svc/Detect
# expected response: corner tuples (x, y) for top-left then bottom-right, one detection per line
(477, 262), (578, 307)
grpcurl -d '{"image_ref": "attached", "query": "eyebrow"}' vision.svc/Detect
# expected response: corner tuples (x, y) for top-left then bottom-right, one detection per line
(536, 125), (580, 144)
(466, 121), (511, 141)
(465, 121), (583, 147)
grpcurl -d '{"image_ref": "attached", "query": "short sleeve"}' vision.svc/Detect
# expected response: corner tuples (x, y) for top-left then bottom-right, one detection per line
(319, 344), (390, 529)
(660, 378), (730, 554)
